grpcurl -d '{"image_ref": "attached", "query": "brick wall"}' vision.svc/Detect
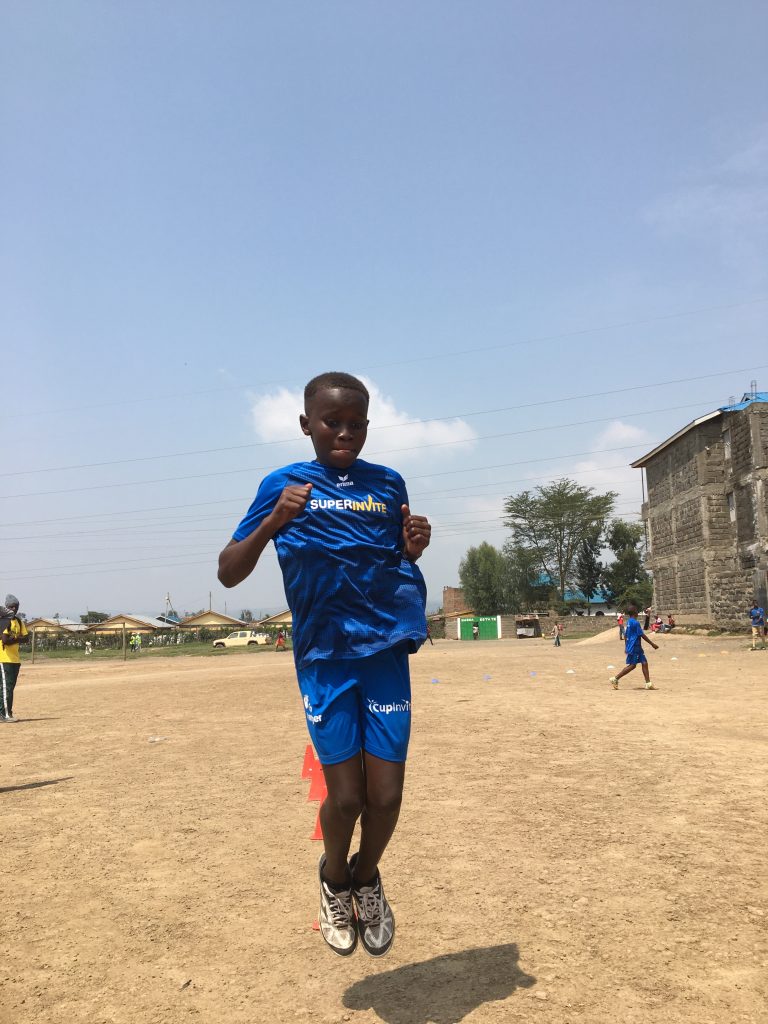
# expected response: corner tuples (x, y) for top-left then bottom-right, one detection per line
(443, 586), (470, 616)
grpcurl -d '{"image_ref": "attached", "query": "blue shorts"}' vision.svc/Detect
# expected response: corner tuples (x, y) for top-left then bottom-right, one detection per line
(297, 643), (412, 765)
(626, 648), (647, 665)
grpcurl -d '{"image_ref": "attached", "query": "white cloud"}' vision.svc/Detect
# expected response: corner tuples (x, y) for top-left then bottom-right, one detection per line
(572, 420), (651, 519)
(248, 377), (477, 467)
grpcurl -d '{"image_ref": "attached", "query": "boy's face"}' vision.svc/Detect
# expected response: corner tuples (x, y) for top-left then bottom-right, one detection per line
(300, 388), (369, 469)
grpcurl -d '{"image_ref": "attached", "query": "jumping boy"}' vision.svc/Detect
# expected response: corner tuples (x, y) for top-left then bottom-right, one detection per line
(218, 372), (430, 959)
(609, 603), (659, 691)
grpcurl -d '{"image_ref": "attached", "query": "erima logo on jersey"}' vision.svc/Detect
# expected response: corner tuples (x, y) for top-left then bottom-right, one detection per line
(309, 495), (388, 514)
(336, 474), (354, 489)
(303, 694), (322, 724)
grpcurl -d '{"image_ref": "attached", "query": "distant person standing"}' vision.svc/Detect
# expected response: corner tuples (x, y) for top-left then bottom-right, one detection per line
(275, 629), (287, 652)
(550, 623), (561, 647)
(0, 594), (30, 722)
(748, 602), (765, 651)
(643, 607), (652, 631)
(472, 622), (480, 641)
(617, 613), (625, 640)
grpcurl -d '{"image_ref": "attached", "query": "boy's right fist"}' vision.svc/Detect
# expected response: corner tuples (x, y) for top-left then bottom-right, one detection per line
(272, 483), (312, 527)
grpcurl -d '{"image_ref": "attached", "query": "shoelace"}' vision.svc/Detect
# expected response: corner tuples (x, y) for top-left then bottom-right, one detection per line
(355, 885), (383, 925)
(324, 885), (354, 927)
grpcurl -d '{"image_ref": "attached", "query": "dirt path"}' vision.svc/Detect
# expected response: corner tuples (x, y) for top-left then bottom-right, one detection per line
(2, 635), (766, 1024)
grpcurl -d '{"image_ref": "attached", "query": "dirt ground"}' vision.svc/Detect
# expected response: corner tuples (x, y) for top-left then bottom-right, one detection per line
(2, 633), (767, 1024)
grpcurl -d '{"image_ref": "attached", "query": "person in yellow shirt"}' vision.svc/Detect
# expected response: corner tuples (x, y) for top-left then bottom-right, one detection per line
(0, 594), (30, 722)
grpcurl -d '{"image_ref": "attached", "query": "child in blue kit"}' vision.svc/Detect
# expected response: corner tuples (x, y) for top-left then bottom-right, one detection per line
(608, 603), (659, 691)
(218, 372), (431, 959)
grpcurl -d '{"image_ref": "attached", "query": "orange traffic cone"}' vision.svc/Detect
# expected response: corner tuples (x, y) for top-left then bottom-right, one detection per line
(311, 808), (324, 841)
(301, 744), (316, 779)
(307, 765), (327, 802)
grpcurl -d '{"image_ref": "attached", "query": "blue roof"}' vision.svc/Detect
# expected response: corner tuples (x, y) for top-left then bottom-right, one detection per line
(534, 573), (603, 602)
(720, 391), (768, 413)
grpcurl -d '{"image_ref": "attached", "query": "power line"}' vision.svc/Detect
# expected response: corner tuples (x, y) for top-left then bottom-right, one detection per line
(0, 396), (713, 501)
(0, 459), (640, 532)
(6, 361), (766, 479)
(14, 295), (768, 420)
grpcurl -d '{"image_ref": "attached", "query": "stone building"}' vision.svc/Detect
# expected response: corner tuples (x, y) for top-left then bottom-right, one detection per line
(632, 390), (768, 626)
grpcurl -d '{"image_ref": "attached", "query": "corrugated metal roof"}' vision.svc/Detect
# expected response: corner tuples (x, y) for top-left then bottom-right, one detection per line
(720, 390), (768, 412)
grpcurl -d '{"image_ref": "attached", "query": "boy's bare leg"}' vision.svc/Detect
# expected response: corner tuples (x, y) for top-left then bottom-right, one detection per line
(641, 662), (651, 684)
(614, 663), (636, 682)
(354, 752), (406, 883)
(320, 755), (365, 885)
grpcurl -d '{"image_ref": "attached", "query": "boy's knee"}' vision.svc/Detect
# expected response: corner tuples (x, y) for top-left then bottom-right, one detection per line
(326, 788), (365, 821)
(365, 784), (403, 817)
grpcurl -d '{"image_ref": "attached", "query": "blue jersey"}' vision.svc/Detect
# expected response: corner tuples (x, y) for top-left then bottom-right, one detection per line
(233, 459), (427, 668)
(750, 606), (765, 627)
(624, 617), (643, 656)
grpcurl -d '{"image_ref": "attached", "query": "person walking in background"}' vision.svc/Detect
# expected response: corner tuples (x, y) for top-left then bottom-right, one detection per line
(275, 629), (287, 652)
(0, 594), (30, 722)
(551, 623), (561, 647)
(617, 612), (625, 641)
(609, 604), (659, 691)
(643, 606), (652, 631)
(472, 622), (480, 640)
(748, 601), (765, 650)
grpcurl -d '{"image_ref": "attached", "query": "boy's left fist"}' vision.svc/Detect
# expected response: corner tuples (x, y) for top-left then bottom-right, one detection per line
(401, 504), (431, 560)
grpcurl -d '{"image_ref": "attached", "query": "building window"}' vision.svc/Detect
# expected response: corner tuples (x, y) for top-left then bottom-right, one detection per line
(723, 428), (731, 459)
(727, 491), (736, 522)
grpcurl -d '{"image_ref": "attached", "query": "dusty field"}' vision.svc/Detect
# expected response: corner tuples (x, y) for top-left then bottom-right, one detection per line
(1, 633), (767, 1024)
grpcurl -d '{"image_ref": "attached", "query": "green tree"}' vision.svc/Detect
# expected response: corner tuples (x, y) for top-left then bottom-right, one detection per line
(80, 611), (110, 624)
(503, 479), (616, 599)
(459, 542), (510, 615)
(500, 540), (554, 610)
(601, 520), (652, 609)
(574, 526), (604, 615)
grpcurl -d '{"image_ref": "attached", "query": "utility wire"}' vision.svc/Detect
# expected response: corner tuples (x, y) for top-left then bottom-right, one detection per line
(5, 362), (766, 479)
(14, 295), (768, 420)
(0, 395), (714, 501)
(0, 461), (638, 529)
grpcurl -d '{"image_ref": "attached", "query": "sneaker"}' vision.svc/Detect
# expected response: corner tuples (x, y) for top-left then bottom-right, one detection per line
(609, 676), (619, 690)
(644, 682), (656, 690)
(317, 855), (357, 957)
(349, 852), (395, 958)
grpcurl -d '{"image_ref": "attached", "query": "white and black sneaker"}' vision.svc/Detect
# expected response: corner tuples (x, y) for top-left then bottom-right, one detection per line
(349, 852), (395, 958)
(317, 854), (357, 957)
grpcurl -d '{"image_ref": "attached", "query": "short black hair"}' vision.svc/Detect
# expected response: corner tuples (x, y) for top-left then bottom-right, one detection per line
(626, 603), (638, 615)
(304, 372), (369, 408)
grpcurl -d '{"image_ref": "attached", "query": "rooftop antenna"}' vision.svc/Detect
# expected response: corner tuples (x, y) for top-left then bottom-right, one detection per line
(728, 395), (735, 406)
(750, 379), (757, 398)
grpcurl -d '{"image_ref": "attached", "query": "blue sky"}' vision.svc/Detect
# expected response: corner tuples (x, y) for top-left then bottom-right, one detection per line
(3, 2), (767, 619)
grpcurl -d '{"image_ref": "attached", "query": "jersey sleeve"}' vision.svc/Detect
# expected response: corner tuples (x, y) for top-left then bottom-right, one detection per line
(232, 470), (288, 542)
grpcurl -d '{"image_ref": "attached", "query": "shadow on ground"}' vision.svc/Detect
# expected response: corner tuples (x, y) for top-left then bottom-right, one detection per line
(0, 777), (74, 794)
(342, 943), (535, 1024)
